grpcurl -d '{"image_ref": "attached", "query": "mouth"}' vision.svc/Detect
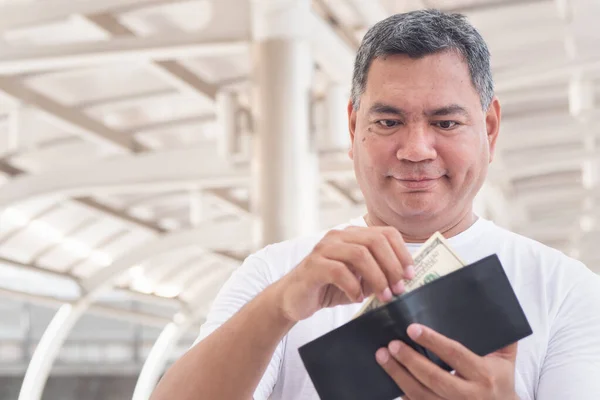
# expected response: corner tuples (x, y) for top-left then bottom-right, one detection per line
(389, 176), (443, 190)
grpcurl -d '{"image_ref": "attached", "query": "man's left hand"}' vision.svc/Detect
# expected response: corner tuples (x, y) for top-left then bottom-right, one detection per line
(375, 324), (519, 400)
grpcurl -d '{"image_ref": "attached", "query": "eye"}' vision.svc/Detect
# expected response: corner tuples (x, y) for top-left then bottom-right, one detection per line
(435, 121), (458, 129)
(377, 120), (400, 128)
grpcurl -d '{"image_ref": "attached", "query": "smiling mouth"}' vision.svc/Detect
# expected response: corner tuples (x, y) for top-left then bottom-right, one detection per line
(389, 176), (442, 190)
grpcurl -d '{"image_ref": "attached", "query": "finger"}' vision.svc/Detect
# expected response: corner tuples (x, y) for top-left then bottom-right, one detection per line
(375, 347), (442, 400)
(344, 227), (409, 295)
(318, 259), (364, 303)
(388, 340), (470, 399)
(379, 226), (415, 280)
(321, 242), (391, 302)
(407, 324), (484, 381)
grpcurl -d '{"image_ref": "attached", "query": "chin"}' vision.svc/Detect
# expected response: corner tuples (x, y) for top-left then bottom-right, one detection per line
(387, 196), (443, 219)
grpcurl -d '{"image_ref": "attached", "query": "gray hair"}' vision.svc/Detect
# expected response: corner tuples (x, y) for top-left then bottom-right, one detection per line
(351, 9), (494, 111)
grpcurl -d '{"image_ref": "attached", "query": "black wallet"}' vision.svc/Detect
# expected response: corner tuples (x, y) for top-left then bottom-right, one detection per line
(298, 254), (533, 400)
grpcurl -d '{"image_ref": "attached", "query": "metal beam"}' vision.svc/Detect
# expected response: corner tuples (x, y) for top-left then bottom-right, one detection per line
(0, 77), (138, 152)
(0, 33), (247, 75)
(17, 222), (244, 400)
(132, 273), (229, 400)
(312, 0), (360, 49)
(79, 222), (250, 294)
(123, 115), (215, 136)
(83, 13), (219, 103)
(309, 11), (355, 83)
(0, 147), (355, 208)
(495, 55), (600, 92)
(0, 0), (185, 32)
(76, 88), (176, 111)
(0, 287), (171, 327)
(507, 147), (589, 179)
(30, 217), (97, 263)
(344, 0), (388, 27)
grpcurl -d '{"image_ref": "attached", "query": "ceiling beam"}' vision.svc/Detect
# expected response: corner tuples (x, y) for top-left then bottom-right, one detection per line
(312, 0), (360, 49)
(0, 77), (139, 153)
(0, 0), (184, 32)
(84, 13), (219, 103)
(495, 54), (600, 92)
(0, 158), (167, 234)
(0, 32), (247, 75)
(0, 147), (356, 208)
(0, 287), (171, 327)
(344, 0), (388, 27)
(309, 12), (355, 83)
(123, 115), (215, 136)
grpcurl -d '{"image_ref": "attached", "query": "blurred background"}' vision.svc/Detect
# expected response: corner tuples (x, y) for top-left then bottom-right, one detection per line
(0, 0), (598, 399)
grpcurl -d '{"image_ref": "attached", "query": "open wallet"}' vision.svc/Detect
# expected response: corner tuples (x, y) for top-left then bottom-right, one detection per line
(298, 254), (533, 400)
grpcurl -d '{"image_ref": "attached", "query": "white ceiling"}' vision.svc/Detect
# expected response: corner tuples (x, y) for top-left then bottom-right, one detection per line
(0, 0), (599, 326)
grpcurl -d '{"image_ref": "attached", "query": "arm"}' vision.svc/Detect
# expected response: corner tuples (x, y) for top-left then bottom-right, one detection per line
(150, 281), (294, 400)
(151, 226), (414, 399)
(537, 269), (600, 399)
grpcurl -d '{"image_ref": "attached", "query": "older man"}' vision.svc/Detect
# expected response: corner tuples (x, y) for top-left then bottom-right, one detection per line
(151, 9), (600, 400)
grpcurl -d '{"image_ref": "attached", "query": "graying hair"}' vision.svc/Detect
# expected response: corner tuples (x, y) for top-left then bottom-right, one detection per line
(351, 9), (494, 111)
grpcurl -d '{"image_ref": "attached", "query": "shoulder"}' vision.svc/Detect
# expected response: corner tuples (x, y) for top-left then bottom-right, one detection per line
(483, 221), (600, 311)
(485, 221), (591, 279)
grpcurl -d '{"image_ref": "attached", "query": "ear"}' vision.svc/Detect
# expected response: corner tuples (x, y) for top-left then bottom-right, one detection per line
(485, 97), (501, 163)
(347, 100), (357, 160)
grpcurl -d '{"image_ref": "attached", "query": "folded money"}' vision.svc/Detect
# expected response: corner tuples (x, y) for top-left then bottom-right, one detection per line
(354, 231), (466, 317)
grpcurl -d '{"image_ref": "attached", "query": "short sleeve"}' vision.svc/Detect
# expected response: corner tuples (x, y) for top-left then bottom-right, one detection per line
(195, 253), (284, 400)
(537, 267), (600, 399)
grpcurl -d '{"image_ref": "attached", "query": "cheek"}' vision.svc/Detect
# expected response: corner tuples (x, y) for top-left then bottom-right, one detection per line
(440, 136), (485, 182)
(357, 133), (395, 168)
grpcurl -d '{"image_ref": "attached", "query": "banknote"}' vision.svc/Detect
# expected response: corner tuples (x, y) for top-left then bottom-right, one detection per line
(353, 232), (465, 318)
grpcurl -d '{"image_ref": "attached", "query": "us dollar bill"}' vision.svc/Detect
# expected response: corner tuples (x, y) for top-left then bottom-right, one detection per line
(353, 232), (465, 318)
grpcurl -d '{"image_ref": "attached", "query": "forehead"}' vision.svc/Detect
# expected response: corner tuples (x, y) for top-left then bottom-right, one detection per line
(363, 51), (480, 107)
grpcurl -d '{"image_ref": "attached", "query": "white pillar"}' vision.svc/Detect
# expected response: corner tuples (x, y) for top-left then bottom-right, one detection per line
(251, 0), (318, 246)
(189, 187), (203, 227)
(216, 89), (239, 159)
(321, 84), (350, 153)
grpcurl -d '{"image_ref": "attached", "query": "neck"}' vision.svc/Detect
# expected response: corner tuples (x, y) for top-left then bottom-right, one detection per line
(364, 208), (477, 243)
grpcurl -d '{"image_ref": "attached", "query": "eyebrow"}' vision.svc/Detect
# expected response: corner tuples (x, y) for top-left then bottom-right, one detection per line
(367, 102), (470, 118)
(368, 102), (406, 117)
(425, 104), (470, 118)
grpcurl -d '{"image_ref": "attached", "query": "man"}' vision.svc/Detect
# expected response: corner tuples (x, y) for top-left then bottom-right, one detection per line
(151, 9), (600, 400)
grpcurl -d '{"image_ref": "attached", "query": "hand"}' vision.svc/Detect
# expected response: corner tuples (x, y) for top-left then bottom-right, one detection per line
(275, 226), (415, 322)
(376, 324), (519, 400)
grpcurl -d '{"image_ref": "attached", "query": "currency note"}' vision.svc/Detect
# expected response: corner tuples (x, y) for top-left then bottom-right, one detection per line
(353, 232), (465, 318)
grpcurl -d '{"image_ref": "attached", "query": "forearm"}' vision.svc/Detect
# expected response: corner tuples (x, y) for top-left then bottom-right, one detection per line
(150, 282), (295, 400)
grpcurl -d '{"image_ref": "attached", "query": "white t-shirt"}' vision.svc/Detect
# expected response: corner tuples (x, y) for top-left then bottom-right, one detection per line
(197, 216), (600, 400)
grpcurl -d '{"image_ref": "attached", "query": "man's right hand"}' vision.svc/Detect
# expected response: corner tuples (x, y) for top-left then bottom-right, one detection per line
(274, 225), (415, 322)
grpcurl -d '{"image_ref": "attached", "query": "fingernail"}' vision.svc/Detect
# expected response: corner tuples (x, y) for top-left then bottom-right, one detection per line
(376, 348), (389, 364)
(407, 324), (423, 339)
(380, 287), (393, 302)
(388, 340), (402, 354)
(392, 280), (405, 295)
(405, 265), (415, 279)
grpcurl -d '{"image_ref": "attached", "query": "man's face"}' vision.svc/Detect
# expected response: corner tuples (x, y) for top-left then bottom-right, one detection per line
(348, 51), (500, 231)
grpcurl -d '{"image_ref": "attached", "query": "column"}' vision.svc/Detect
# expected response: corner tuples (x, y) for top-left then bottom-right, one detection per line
(321, 83), (350, 153)
(251, 0), (318, 246)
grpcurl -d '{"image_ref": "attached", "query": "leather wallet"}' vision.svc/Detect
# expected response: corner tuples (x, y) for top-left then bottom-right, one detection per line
(298, 254), (533, 400)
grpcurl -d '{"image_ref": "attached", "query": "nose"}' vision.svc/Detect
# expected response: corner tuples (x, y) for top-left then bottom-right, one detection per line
(395, 124), (437, 163)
